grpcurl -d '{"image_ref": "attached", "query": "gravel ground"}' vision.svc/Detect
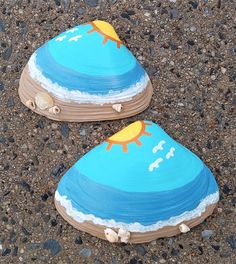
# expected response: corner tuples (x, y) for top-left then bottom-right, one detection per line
(0, 0), (235, 263)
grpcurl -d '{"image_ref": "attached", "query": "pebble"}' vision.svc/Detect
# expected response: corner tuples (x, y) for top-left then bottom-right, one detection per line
(226, 235), (236, 250)
(2, 47), (12, 60)
(79, 248), (92, 257)
(19, 180), (31, 192)
(60, 123), (70, 138)
(36, 119), (45, 129)
(42, 239), (62, 256)
(2, 248), (11, 256)
(190, 26), (197, 32)
(94, 259), (104, 264)
(74, 235), (83, 244)
(79, 129), (86, 136)
(0, 20), (5, 32)
(221, 67), (227, 74)
(7, 96), (15, 107)
(52, 163), (66, 177)
(135, 245), (147, 256)
(84, 0), (98, 7)
(170, 8), (178, 19)
(201, 229), (214, 239)
(0, 81), (4, 91)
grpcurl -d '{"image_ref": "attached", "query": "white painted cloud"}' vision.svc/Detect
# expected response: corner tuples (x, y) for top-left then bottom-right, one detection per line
(56, 35), (66, 42)
(152, 140), (166, 154)
(69, 35), (83, 42)
(149, 158), (163, 172)
(166, 147), (175, 159)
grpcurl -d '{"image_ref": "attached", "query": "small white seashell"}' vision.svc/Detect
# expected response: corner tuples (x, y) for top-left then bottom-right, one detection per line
(35, 92), (54, 110)
(49, 105), (61, 115)
(179, 223), (190, 233)
(118, 228), (130, 243)
(104, 228), (119, 243)
(112, 104), (123, 113)
(26, 99), (36, 110)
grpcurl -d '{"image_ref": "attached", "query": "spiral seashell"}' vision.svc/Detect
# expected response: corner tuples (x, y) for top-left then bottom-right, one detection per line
(179, 223), (190, 233)
(104, 228), (119, 243)
(35, 92), (54, 110)
(49, 105), (61, 115)
(112, 104), (123, 113)
(26, 99), (36, 110)
(118, 228), (130, 243)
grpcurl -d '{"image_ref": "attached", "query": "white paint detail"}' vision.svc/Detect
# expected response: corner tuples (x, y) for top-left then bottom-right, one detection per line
(149, 158), (163, 172)
(56, 35), (66, 42)
(152, 140), (166, 154)
(179, 223), (190, 233)
(28, 53), (149, 105)
(67, 28), (79, 33)
(104, 228), (119, 243)
(55, 191), (219, 233)
(69, 35), (82, 42)
(166, 147), (175, 159)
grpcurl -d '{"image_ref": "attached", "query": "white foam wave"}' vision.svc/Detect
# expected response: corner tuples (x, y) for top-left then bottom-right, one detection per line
(55, 190), (219, 233)
(28, 53), (149, 105)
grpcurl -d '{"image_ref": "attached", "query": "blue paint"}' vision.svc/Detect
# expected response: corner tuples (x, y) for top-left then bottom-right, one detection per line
(57, 165), (218, 225)
(56, 120), (219, 225)
(76, 121), (204, 192)
(34, 23), (146, 94)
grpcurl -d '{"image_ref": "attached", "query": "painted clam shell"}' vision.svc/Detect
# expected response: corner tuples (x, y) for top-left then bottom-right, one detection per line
(55, 121), (219, 243)
(18, 20), (153, 122)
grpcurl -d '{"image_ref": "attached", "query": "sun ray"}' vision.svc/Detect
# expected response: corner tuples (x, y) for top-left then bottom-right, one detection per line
(87, 20), (123, 48)
(105, 121), (152, 153)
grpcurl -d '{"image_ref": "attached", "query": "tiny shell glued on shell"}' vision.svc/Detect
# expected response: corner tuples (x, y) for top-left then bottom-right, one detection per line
(35, 92), (54, 110)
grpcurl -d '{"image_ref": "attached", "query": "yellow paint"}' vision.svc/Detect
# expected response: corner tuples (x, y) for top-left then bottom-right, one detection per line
(105, 121), (152, 152)
(108, 121), (142, 143)
(93, 20), (121, 42)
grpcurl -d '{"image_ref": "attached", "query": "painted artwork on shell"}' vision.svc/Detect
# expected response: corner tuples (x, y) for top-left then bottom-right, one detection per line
(55, 120), (219, 244)
(18, 20), (153, 122)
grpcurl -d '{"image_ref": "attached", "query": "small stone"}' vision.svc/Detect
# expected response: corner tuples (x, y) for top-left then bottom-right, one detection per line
(221, 67), (227, 74)
(94, 259), (104, 264)
(7, 96), (15, 107)
(79, 129), (86, 136)
(74, 236), (83, 244)
(2, 248), (11, 256)
(159, 259), (166, 264)
(201, 229), (214, 239)
(0, 81), (4, 91)
(211, 244), (220, 251)
(79, 248), (92, 257)
(12, 246), (18, 256)
(190, 26), (197, 32)
(52, 163), (66, 177)
(211, 75), (216, 80)
(22, 226), (31, 236)
(189, 1), (198, 9)
(187, 40), (195, 46)
(43, 239), (62, 256)
(2, 47), (12, 60)
(60, 123), (70, 138)
(0, 20), (5, 32)
(41, 193), (49, 201)
(222, 184), (231, 195)
(36, 119), (44, 129)
(171, 248), (180, 256)
(135, 245), (147, 256)
(226, 235), (236, 249)
(19, 180), (31, 192)
(170, 8), (178, 19)
(84, 0), (98, 7)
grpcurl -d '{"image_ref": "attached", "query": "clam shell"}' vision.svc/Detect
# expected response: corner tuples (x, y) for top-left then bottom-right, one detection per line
(35, 92), (53, 110)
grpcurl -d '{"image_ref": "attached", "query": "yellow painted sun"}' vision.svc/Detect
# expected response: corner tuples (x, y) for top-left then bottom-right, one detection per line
(105, 121), (152, 153)
(87, 20), (123, 48)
